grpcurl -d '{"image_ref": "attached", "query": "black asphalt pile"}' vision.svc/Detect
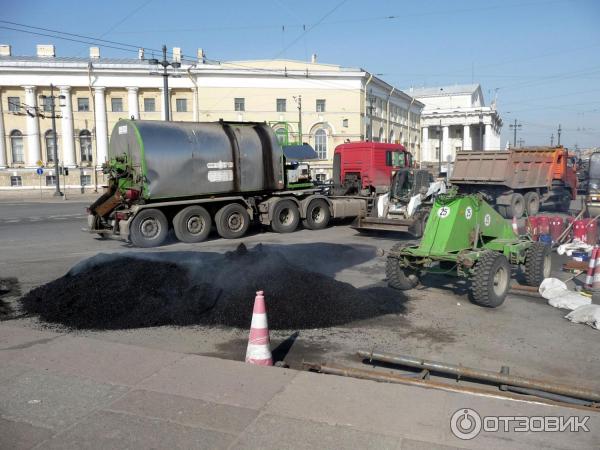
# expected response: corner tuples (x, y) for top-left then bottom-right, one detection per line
(20, 244), (406, 330)
(0, 278), (19, 320)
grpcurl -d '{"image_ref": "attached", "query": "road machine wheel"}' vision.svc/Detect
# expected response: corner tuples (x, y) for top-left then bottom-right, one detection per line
(386, 243), (419, 290)
(524, 242), (551, 286)
(471, 251), (511, 307)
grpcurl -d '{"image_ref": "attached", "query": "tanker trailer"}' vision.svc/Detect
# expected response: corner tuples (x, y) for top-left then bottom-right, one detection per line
(88, 119), (367, 247)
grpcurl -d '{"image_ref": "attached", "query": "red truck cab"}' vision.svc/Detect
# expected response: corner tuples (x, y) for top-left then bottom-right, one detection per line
(333, 142), (412, 194)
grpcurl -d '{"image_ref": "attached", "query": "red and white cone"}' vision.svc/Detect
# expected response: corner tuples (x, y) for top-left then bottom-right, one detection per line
(512, 217), (519, 235)
(592, 251), (600, 291)
(585, 247), (598, 289)
(245, 291), (273, 366)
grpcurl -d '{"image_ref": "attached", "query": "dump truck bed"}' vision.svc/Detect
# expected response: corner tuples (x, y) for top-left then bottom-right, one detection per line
(450, 148), (562, 190)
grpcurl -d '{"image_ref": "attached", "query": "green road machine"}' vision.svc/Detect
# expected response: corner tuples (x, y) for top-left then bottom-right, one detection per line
(386, 191), (551, 307)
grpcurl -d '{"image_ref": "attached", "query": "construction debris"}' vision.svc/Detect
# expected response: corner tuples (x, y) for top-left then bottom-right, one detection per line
(20, 244), (407, 330)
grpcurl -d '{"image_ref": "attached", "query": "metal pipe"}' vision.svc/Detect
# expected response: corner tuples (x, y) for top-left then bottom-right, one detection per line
(504, 385), (594, 407)
(303, 362), (595, 411)
(357, 350), (600, 402)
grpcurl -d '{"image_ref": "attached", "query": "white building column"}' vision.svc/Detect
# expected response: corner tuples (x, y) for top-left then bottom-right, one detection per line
(127, 87), (139, 119)
(159, 87), (171, 121)
(59, 86), (76, 167)
(94, 87), (108, 165)
(23, 86), (41, 167)
(0, 89), (6, 168)
(484, 123), (492, 150)
(463, 124), (472, 151)
(442, 125), (450, 163)
(421, 126), (429, 162)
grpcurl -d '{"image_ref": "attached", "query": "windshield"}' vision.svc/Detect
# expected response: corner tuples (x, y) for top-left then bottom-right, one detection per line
(590, 153), (600, 180)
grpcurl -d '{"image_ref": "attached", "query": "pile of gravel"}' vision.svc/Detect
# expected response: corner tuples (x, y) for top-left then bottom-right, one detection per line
(21, 244), (406, 330)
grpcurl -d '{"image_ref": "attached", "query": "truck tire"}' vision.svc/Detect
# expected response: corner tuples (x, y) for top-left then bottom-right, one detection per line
(507, 193), (525, 219)
(524, 191), (540, 216)
(173, 206), (212, 243)
(386, 243), (419, 290)
(302, 199), (331, 230)
(524, 242), (551, 286)
(471, 251), (510, 307)
(271, 200), (300, 233)
(215, 203), (250, 239)
(129, 208), (169, 248)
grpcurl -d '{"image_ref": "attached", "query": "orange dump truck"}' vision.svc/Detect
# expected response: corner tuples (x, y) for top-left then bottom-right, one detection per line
(449, 147), (577, 218)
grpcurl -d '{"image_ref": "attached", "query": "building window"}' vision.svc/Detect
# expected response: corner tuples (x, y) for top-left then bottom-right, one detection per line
(80, 174), (91, 186)
(276, 98), (286, 112)
(342, 118), (348, 128)
(176, 98), (187, 112)
(144, 98), (156, 112)
(8, 97), (20, 113)
(80, 130), (93, 162)
(316, 99), (326, 113)
(10, 130), (24, 163)
(42, 96), (53, 112)
(111, 97), (123, 112)
(77, 98), (89, 112)
(10, 176), (22, 187)
(314, 129), (327, 160)
(275, 128), (287, 145)
(379, 127), (384, 143)
(46, 175), (57, 186)
(456, 146), (462, 153)
(45, 130), (57, 163)
(234, 98), (245, 112)
(435, 147), (440, 159)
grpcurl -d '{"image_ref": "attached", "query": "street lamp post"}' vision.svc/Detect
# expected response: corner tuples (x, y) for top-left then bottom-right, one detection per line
(40, 84), (66, 197)
(438, 121), (442, 175)
(148, 45), (181, 121)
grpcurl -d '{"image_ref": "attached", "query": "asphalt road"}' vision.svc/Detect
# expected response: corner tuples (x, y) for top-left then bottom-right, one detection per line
(1, 199), (599, 395)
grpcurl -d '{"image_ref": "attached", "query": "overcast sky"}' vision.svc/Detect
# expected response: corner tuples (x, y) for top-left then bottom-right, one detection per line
(2, 0), (599, 150)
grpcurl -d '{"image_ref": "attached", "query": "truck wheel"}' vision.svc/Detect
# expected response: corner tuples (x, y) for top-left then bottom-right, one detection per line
(215, 203), (250, 239)
(130, 208), (168, 248)
(173, 206), (212, 243)
(386, 243), (419, 290)
(507, 193), (525, 219)
(302, 199), (331, 230)
(271, 200), (300, 233)
(524, 191), (540, 216)
(524, 242), (551, 286)
(471, 251), (510, 307)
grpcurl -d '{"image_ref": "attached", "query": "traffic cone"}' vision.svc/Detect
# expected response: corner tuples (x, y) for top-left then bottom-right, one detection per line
(245, 291), (273, 366)
(592, 250), (600, 291)
(585, 247), (598, 289)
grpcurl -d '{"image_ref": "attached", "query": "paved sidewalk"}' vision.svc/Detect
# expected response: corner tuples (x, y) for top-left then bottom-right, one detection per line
(0, 189), (99, 203)
(0, 323), (598, 450)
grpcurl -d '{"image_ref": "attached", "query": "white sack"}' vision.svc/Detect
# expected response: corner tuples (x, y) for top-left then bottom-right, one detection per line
(565, 304), (600, 330)
(538, 278), (592, 310)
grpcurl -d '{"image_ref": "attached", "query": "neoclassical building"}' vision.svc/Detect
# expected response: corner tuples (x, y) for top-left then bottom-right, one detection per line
(410, 84), (503, 172)
(0, 44), (423, 190)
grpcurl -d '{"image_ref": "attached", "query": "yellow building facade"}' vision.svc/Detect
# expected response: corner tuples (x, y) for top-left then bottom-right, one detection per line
(0, 45), (423, 190)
